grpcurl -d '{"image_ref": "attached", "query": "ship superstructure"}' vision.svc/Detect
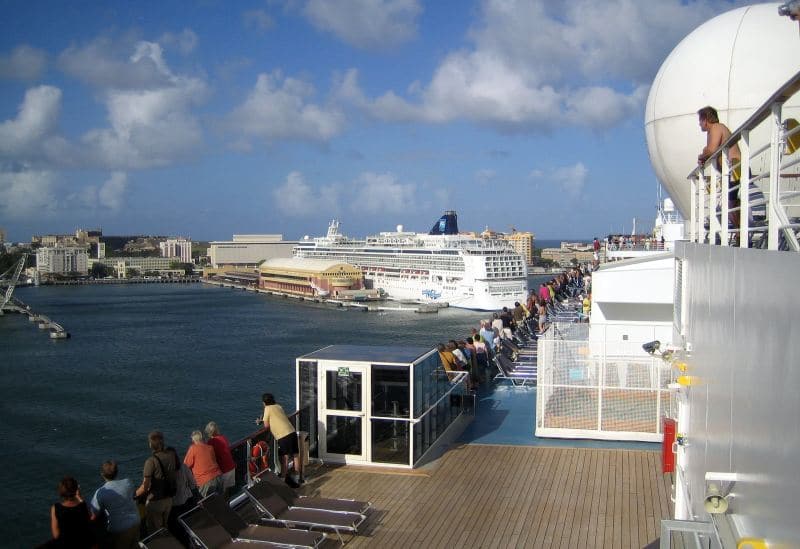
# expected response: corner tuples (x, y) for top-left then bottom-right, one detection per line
(293, 211), (528, 310)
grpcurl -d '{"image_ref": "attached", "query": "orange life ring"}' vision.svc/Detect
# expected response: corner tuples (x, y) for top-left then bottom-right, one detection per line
(249, 440), (269, 476)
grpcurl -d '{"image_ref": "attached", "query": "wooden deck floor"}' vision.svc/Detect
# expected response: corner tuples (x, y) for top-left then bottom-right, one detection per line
(303, 444), (673, 548)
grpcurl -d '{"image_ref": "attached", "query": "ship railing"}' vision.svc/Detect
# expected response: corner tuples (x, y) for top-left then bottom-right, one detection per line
(535, 322), (672, 442)
(228, 410), (300, 494)
(688, 68), (800, 251)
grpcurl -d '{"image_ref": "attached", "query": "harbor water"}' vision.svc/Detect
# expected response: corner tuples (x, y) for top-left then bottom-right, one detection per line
(0, 279), (548, 547)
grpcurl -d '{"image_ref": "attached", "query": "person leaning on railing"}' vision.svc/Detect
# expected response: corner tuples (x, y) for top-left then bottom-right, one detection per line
(256, 393), (303, 487)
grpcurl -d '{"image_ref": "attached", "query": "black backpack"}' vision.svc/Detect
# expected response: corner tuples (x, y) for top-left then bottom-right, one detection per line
(149, 451), (177, 500)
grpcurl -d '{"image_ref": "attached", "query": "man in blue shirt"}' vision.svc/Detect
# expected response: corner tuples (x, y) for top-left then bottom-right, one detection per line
(90, 460), (140, 549)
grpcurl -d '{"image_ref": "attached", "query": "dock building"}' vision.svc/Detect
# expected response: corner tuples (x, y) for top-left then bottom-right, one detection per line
(258, 258), (366, 298)
(90, 256), (181, 277)
(35, 247), (89, 275)
(207, 234), (295, 268)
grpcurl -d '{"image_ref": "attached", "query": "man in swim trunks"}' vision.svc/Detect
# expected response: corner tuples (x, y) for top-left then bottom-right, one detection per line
(697, 106), (742, 228)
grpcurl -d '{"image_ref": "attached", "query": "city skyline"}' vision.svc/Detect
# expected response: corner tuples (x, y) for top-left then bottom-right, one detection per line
(1, 1), (742, 242)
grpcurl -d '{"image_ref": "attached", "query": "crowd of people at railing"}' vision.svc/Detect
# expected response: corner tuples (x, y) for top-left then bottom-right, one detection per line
(605, 234), (666, 251)
(437, 266), (592, 389)
(41, 390), (306, 548)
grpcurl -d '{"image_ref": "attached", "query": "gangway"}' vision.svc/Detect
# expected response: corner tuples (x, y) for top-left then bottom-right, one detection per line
(0, 253), (27, 314)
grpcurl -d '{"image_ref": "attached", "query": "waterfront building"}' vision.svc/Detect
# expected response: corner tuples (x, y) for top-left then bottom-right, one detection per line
(35, 246), (89, 275)
(208, 234), (295, 268)
(540, 242), (595, 267)
(160, 237), (192, 263)
(258, 258), (365, 297)
(90, 256), (179, 277)
(503, 230), (535, 266)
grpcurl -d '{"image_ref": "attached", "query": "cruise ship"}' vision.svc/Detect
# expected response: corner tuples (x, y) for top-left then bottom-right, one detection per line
(293, 211), (528, 310)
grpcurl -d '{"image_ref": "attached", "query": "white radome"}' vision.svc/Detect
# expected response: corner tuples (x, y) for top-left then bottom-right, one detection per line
(645, 2), (800, 218)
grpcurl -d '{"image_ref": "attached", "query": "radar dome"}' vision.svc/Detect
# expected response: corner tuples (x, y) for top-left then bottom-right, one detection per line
(645, 3), (800, 217)
(397, 224), (404, 232)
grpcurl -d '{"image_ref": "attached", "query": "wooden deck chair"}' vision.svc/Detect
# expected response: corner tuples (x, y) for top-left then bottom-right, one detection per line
(253, 470), (371, 515)
(244, 482), (366, 544)
(200, 493), (324, 548)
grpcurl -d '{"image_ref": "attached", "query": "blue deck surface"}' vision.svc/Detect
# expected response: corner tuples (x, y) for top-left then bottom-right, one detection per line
(459, 383), (659, 451)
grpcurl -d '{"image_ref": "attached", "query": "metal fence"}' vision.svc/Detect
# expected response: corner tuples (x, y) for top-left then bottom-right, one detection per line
(536, 323), (672, 442)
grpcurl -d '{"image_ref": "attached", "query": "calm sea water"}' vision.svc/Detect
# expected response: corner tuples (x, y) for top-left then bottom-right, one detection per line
(0, 280), (548, 547)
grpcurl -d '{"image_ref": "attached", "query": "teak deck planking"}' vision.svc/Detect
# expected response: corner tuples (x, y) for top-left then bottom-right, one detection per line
(302, 444), (674, 548)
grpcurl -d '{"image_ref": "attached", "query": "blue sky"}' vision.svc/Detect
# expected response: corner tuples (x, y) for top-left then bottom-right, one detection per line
(0, 0), (742, 242)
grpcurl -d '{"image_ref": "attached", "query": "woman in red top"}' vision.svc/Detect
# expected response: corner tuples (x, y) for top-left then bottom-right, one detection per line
(183, 431), (222, 497)
(205, 421), (236, 496)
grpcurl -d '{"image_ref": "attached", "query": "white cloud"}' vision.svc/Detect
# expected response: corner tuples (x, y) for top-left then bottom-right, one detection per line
(58, 37), (175, 89)
(338, 0), (729, 131)
(271, 170), (418, 218)
(0, 86), (61, 157)
(243, 9), (275, 32)
(83, 82), (206, 168)
(531, 162), (588, 198)
(0, 45), (47, 81)
(159, 29), (198, 55)
(0, 168), (58, 219)
(350, 172), (415, 214)
(272, 171), (340, 216)
(59, 40), (209, 169)
(304, 0), (421, 50)
(228, 71), (344, 144)
(98, 171), (127, 209)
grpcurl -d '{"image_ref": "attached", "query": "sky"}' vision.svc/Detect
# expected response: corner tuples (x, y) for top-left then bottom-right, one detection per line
(0, 0), (746, 242)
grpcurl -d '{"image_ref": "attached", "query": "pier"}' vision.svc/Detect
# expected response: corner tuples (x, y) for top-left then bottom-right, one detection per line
(3, 297), (70, 339)
(201, 279), (447, 313)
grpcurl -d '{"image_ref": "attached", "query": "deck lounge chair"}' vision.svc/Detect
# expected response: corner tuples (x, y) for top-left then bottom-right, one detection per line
(179, 505), (321, 548)
(493, 354), (537, 386)
(200, 493), (324, 548)
(244, 482), (366, 544)
(139, 528), (184, 549)
(254, 470), (371, 515)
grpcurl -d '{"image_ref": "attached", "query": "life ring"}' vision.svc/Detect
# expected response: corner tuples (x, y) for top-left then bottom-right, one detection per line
(249, 440), (269, 476)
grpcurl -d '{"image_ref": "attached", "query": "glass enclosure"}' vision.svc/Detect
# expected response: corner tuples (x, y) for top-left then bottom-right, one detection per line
(371, 365), (410, 464)
(297, 360), (318, 458)
(297, 345), (469, 468)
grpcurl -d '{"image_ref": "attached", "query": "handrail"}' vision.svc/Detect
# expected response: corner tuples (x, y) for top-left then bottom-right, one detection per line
(688, 68), (800, 181)
(687, 68), (800, 251)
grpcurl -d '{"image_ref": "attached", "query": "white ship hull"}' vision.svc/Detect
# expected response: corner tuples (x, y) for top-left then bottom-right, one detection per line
(366, 270), (528, 311)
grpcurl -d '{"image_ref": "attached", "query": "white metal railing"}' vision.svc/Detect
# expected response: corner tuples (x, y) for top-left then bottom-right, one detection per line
(535, 322), (672, 442)
(688, 69), (800, 251)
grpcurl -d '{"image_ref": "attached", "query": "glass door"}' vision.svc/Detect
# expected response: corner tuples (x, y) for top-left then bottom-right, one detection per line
(319, 364), (368, 463)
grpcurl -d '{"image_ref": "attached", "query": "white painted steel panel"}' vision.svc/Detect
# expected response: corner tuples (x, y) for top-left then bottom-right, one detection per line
(675, 241), (800, 544)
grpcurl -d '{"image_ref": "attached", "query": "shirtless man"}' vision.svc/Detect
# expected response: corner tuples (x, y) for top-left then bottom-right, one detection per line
(697, 106), (742, 228)
(778, 1), (799, 28)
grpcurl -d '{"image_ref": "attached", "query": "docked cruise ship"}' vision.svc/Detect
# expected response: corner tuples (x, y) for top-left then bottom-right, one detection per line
(293, 211), (528, 310)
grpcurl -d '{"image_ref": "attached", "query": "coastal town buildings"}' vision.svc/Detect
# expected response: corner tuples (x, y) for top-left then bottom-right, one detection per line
(90, 256), (180, 277)
(160, 237), (192, 263)
(503, 231), (535, 266)
(35, 246), (89, 275)
(540, 242), (596, 267)
(207, 234), (295, 268)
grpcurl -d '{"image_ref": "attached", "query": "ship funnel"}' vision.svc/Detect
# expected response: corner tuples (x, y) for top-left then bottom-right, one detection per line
(429, 210), (459, 235)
